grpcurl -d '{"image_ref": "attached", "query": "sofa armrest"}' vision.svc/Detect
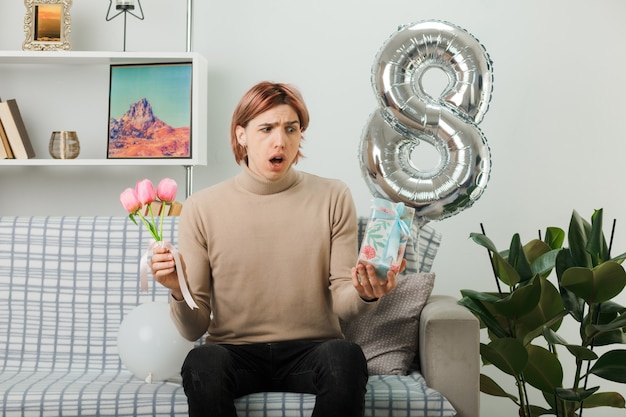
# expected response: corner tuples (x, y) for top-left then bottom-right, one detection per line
(419, 294), (480, 417)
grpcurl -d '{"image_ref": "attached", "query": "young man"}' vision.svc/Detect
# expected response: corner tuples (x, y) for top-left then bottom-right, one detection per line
(150, 81), (401, 417)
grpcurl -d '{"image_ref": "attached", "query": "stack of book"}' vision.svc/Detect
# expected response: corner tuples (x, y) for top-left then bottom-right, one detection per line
(0, 98), (35, 159)
(141, 201), (184, 217)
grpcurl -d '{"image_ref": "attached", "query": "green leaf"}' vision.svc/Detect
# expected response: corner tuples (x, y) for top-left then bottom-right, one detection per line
(522, 311), (568, 347)
(530, 248), (561, 277)
(493, 276), (542, 318)
(566, 345), (599, 361)
(494, 251), (521, 287)
(555, 244), (576, 278)
(581, 391), (626, 409)
(597, 301), (626, 315)
(611, 250), (626, 263)
(460, 289), (501, 303)
(588, 304), (626, 345)
(509, 233), (533, 283)
(481, 339), (528, 377)
(592, 329), (626, 346)
(587, 313), (626, 336)
(540, 327), (598, 360)
(516, 277), (564, 342)
(544, 227), (565, 250)
(561, 262), (626, 304)
(469, 232), (522, 287)
(527, 404), (553, 417)
(555, 249), (586, 322)
(479, 373), (518, 401)
(523, 345), (563, 393)
(524, 239), (552, 264)
(589, 350), (626, 382)
(568, 209), (592, 268)
(587, 209), (609, 265)
(555, 386), (599, 402)
(541, 391), (558, 413)
(542, 326), (569, 345)
(458, 294), (510, 339)
(469, 232), (499, 253)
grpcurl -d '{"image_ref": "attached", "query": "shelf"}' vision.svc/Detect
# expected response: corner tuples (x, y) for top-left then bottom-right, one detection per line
(0, 51), (208, 197)
(0, 50), (200, 65)
(0, 158), (198, 166)
(0, 50), (208, 169)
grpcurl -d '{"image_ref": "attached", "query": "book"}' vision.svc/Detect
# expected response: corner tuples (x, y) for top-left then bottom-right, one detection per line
(141, 201), (176, 216)
(0, 137), (8, 159)
(0, 99), (35, 159)
(141, 201), (183, 216)
(142, 201), (161, 216)
(0, 96), (12, 159)
(169, 201), (183, 216)
(0, 118), (13, 159)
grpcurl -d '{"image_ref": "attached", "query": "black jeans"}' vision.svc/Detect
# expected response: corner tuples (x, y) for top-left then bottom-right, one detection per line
(181, 339), (368, 417)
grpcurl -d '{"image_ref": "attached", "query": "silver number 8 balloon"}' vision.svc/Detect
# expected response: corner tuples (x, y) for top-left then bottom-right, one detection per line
(360, 20), (493, 225)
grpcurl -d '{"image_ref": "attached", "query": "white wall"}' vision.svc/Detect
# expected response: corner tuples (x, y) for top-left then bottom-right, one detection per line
(1, 1), (625, 415)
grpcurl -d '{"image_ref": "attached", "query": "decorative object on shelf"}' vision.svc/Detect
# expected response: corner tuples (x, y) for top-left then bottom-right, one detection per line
(185, 0), (193, 52)
(23, 0), (72, 51)
(0, 98), (36, 159)
(105, 0), (144, 52)
(48, 130), (80, 159)
(107, 62), (193, 160)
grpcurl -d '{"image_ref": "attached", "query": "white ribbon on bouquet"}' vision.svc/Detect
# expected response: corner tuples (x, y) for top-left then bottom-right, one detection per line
(140, 240), (199, 310)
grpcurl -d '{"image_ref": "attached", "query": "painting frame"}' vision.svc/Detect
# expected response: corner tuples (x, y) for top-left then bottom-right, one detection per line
(107, 62), (194, 160)
(23, 0), (72, 51)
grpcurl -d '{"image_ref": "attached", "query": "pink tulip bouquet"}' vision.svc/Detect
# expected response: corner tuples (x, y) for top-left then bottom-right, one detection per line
(119, 178), (197, 310)
(119, 178), (178, 242)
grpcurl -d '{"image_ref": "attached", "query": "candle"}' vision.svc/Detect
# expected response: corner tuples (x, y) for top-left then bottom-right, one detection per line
(116, 0), (135, 10)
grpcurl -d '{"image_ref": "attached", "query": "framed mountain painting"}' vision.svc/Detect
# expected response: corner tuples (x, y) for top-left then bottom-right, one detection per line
(107, 62), (193, 159)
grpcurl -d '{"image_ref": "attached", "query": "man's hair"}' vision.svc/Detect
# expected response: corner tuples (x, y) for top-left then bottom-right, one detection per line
(230, 81), (309, 164)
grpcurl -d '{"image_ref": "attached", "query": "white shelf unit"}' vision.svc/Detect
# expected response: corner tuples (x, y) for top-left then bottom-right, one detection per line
(0, 51), (208, 195)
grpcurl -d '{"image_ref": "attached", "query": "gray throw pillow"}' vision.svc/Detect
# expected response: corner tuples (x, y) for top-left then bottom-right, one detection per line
(341, 272), (435, 375)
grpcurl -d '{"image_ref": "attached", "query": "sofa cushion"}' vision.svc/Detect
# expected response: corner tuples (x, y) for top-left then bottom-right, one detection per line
(0, 370), (454, 417)
(0, 216), (178, 376)
(342, 272), (435, 375)
(236, 372), (456, 417)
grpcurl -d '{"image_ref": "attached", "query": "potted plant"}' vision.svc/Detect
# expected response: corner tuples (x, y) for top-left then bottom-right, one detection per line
(459, 209), (626, 417)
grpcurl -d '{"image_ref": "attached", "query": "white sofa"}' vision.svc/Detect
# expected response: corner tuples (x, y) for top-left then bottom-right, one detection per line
(0, 216), (479, 417)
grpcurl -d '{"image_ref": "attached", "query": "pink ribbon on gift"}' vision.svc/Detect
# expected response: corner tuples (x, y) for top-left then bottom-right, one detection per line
(371, 202), (412, 265)
(140, 240), (199, 310)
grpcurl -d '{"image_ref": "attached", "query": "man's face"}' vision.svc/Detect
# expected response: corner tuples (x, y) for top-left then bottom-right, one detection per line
(236, 104), (302, 181)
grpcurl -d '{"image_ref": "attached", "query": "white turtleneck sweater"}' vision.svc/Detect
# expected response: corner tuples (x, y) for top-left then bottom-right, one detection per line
(170, 165), (377, 344)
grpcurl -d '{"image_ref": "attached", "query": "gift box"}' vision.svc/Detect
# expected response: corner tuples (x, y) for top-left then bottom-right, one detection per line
(357, 198), (415, 278)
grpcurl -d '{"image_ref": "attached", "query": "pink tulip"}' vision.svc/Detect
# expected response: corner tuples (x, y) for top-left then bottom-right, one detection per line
(120, 188), (141, 214)
(135, 179), (156, 205)
(157, 178), (178, 202)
